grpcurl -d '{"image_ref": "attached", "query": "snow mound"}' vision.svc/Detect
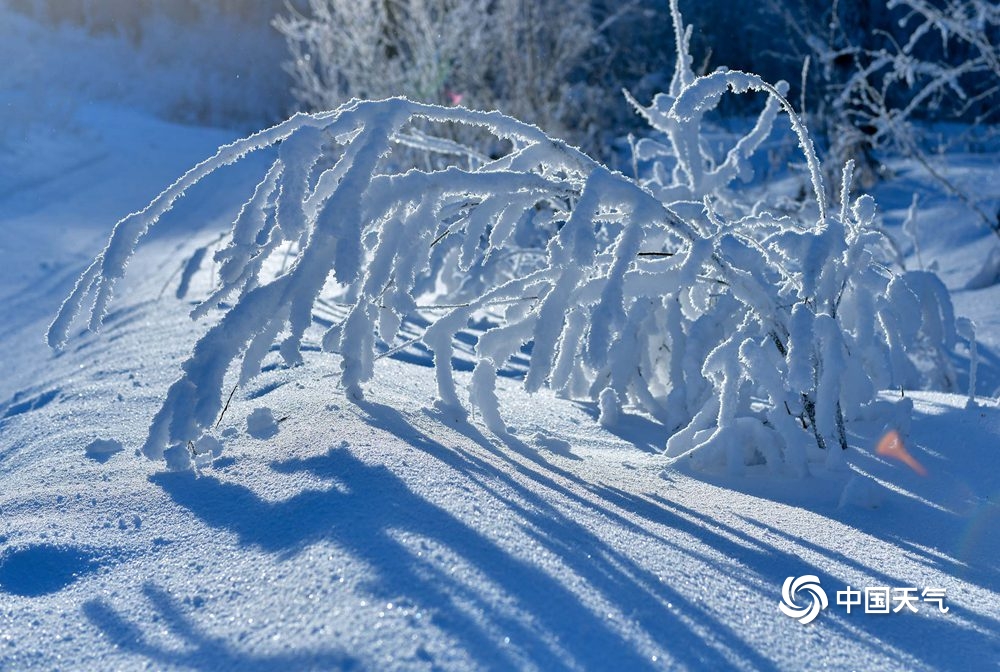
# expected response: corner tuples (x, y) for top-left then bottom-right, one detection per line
(247, 407), (279, 440)
(83, 438), (124, 462)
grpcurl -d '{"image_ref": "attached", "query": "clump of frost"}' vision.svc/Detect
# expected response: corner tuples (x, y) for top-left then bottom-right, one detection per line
(957, 318), (978, 407)
(598, 388), (621, 428)
(49, 2), (964, 478)
(902, 195), (923, 271)
(193, 435), (224, 467)
(247, 408), (279, 440)
(84, 438), (124, 462)
(163, 444), (192, 472)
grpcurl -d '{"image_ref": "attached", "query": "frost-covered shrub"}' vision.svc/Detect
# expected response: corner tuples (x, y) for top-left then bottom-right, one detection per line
(792, 0), (1000, 210)
(614, 1), (959, 473)
(274, 0), (609, 154)
(851, 0), (1000, 129)
(275, 0), (491, 108)
(50, 3), (959, 477)
(48, 98), (668, 461)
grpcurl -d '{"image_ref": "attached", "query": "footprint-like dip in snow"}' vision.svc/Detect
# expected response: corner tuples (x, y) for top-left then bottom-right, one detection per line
(0, 544), (99, 597)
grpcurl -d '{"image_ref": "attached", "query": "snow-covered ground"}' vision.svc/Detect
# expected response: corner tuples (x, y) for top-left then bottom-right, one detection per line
(2, 8), (1000, 672)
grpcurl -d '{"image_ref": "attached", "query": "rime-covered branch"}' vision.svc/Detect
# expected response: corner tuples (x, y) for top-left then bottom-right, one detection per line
(52, 6), (960, 476)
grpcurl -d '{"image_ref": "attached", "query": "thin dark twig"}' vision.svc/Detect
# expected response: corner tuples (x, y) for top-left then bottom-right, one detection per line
(408, 296), (539, 310)
(215, 384), (238, 429)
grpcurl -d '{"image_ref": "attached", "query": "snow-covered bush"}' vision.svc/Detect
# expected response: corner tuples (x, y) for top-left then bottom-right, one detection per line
(615, 1), (958, 473)
(275, 0), (491, 108)
(858, 0), (1000, 129)
(795, 0), (1000, 209)
(50, 2), (959, 477)
(274, 0), (609, 153)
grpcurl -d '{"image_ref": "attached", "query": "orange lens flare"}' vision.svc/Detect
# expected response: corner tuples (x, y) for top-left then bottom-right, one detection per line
(876, 430), (928, 477)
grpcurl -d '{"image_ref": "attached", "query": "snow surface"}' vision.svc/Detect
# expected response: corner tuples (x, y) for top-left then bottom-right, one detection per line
(2, 13), (1000, 672)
